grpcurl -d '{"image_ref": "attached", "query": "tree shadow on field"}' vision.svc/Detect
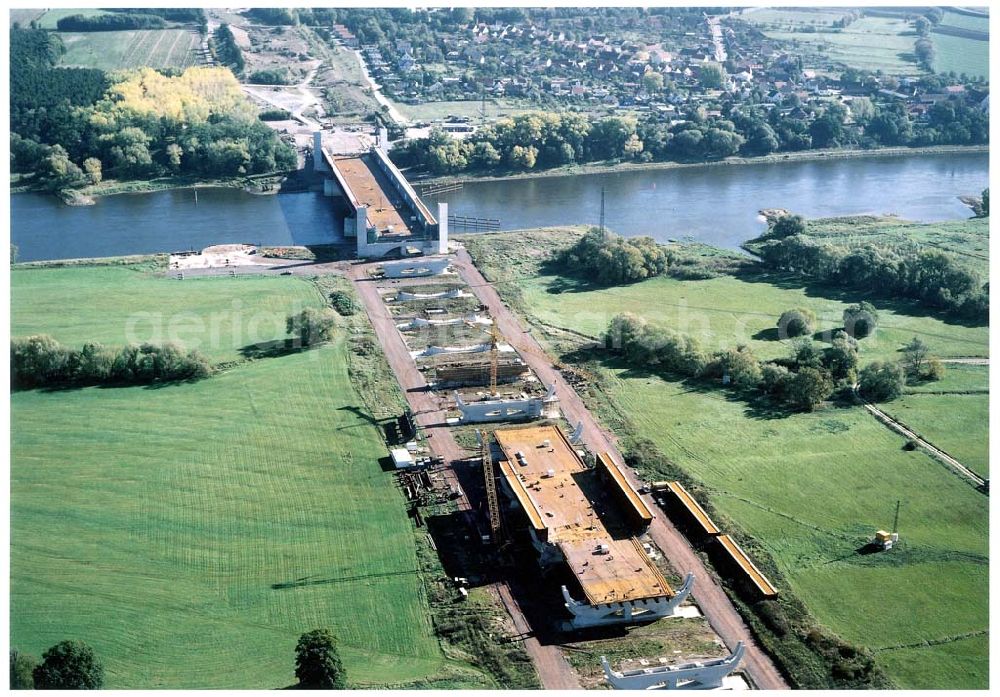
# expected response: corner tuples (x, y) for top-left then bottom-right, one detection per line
(239, 338), (306, 359)
(752, 327), (781, 341)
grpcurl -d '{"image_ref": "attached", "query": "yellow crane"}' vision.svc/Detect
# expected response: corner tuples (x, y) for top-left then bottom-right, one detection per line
(478, 429), (501, 544)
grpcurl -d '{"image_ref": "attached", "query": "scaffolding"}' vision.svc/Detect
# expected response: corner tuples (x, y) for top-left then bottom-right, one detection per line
(480, 430), (501, 543)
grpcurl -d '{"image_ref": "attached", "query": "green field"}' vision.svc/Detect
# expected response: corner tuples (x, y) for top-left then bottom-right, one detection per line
(10, 267), (483, 688)
(392, 98), (541, 124)
(939, 10), (990, 33)
(522, 272), (987, 364)
(463, 229), (989, 688)
(760, 16), (923, 76)
(57, 29), (203, 71)
(37, 8), (112, 29)
(800, 216), (990, 278)
(11, 265), (315, 363)
(882, 391), (989, 476)
(931, 32), (990, 81)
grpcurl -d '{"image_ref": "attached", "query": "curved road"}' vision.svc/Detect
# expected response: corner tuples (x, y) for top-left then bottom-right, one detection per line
(450, 248), (790, 690)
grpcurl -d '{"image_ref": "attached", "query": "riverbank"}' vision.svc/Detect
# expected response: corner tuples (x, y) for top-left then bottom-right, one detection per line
(412, 144), (990, 186)
(11, 171), (292, 205)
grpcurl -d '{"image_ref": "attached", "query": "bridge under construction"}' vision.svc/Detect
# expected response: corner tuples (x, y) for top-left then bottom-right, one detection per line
(313, 131), (448, 258)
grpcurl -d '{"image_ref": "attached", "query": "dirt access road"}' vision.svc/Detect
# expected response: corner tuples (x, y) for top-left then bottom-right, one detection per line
(449, 248), (790, 690)
(346, 263), (582, 689)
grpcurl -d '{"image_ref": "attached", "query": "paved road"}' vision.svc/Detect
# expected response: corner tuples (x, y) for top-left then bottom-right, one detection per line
(346, 262), (581, 689)
(940, 357), (990, 365)
(450, 248), (790, 690)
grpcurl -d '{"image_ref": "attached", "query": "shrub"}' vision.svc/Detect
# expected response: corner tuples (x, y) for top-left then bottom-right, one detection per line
(558, 228), (669, 284)
(287, 307), (337, 347)
(768, 213), (806, 238)
(329, 290), (357, 316)
(858, 361), (906, 402)
(843, 301), (879, 338)
(777, 307), (816, 338)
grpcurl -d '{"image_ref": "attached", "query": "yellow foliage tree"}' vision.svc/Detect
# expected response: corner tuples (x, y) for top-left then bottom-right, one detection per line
(100, 67), (256, 125)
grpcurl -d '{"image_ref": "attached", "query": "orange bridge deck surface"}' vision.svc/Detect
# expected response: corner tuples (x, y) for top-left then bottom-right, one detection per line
(333, 154), (415, 236)
(494, 425), (672, 605)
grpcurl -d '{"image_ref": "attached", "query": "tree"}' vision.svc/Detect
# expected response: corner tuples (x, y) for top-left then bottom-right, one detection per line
(295, 629), (346, 689)
(787, 366), (834, 411)
(981, 188), (989, 217)
(769, 214), (806, 239)
(858, 361), (905, 402)
(823, 332), (859, 384)
(286, 307), (337, 347)
(843, 302), (879, 338)
(925, 357), (945, 381)
(760, 363), (791, 397)
(33, 640), (103, 690)
(699, 63), (725, 90)
(777, 308), (815, 338)
(791, 338), (824, 369)
(716, 345), (762, 389)
(10, 649), (37, 689)
(642, 71), (665, 93)
(914, 16), (930, 37)
(82, 157), (102, 185)
(901, 336), (930, 377)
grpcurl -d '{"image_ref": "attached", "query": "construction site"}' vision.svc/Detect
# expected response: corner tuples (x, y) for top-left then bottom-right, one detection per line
(344, 235), (779, 690)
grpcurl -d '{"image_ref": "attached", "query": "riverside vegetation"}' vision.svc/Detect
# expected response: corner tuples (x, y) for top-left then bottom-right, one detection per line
(10, 24), (295, 197)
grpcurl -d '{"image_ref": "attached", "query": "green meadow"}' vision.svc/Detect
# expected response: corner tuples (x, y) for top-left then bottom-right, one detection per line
(10, 266), (485, 688)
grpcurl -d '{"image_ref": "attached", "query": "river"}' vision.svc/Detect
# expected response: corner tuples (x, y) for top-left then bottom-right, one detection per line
(9, 151), (988, 262)
(426, 151), (988, 249)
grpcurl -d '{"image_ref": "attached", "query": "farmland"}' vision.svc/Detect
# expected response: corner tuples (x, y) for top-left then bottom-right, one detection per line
(462, 228), (988, 688)
(11, 264), (318, 364)
(10, 265), (486, 688)
(745, 11), (923, 76)
(57, 29), (203, 71)
(931, 32), (989, 81)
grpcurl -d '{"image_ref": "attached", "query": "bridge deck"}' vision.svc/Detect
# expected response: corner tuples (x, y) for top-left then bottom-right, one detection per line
(495, 425), (673, 605)
(333, 153), (415, 236)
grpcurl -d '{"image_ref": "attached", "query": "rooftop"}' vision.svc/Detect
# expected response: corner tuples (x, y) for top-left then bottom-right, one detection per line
(495, 425), (672, 604)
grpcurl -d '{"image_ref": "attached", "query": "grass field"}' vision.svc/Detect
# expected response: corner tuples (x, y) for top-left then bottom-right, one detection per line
(931, 32), (990, 81)
(392, 99), (541, 124)
(10, 267), (485, 688)
(463, 228), (989, 688)
(58, 29), (203, 71)
(800, 216), (989, 278)
(757, 15), (922, 76)
(882, 391), (989, 476)
(37, 8), (111, 29)
(11, 265), (316, 363)
(939, 10), (990, 33)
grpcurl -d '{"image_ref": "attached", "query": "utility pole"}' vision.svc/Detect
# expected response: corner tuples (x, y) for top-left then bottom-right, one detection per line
(891, 499), (901, 534)
(599, 185), (607, 240)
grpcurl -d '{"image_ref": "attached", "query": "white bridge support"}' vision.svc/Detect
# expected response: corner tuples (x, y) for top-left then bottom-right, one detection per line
(562, 573), (695, 629)
(455, 383), (557, 423)
(601, 641), (745, 690)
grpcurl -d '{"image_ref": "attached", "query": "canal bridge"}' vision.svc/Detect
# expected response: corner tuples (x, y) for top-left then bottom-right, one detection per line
(314, 131), (448, 258)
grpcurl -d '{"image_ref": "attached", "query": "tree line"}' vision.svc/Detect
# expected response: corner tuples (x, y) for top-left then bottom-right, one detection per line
(10, 27), (295, 192)
(392, 95), (987, 177)
(605, 301), (925, 412)
(11, 335), (212, 391)
(56, 13), (168, 31)
(212, 24), (245, 74)
(747, 216), (988, 322)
